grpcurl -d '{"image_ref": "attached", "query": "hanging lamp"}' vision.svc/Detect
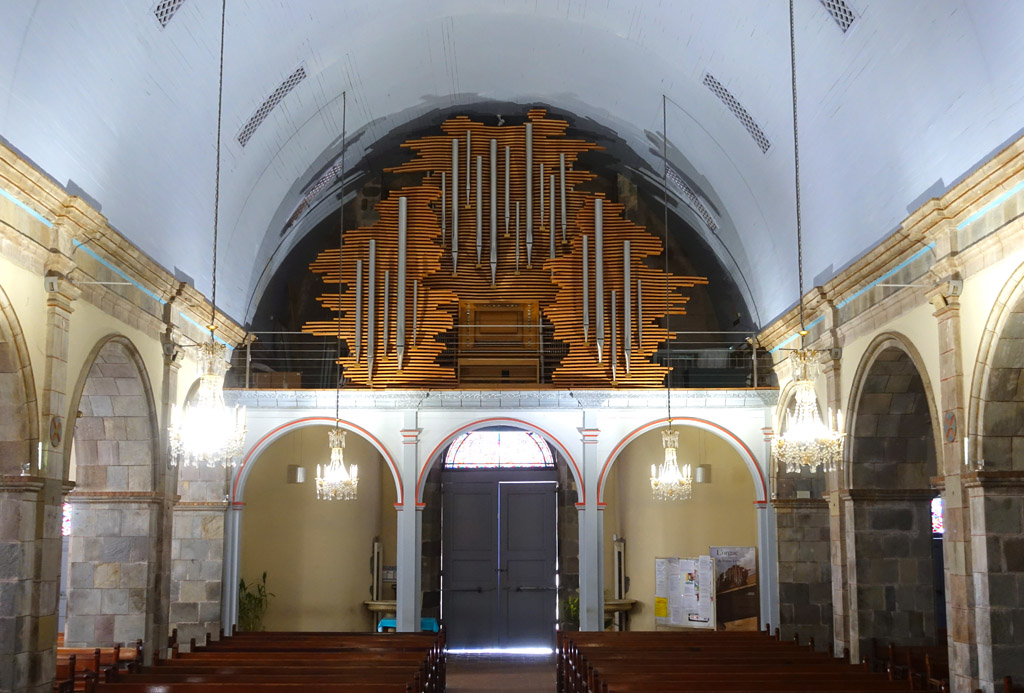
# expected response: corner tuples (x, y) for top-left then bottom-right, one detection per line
(770, 0), (844, 474)
(168, 0), (246, 468)
(316, 91), (359, 501)
(650, 96), (692, 501)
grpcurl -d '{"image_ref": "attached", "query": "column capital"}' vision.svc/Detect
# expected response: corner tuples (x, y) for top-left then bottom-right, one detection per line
(44, 274), (81, 310)
(400, 428), (422, 444)
(578, 427), (600, 444)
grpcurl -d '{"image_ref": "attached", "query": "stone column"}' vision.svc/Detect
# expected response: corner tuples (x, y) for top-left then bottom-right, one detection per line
(966, 473), (1024, 690)
(169, 477), (228, 648)
(396, 412), (422, 632)
(774, 498), (832, 645)
(842, 490), (938, 661)
(578, 414), (603, 631)
(928, 278), (977, 692)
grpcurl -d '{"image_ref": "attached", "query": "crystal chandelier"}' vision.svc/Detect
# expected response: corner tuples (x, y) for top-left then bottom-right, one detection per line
(167, 0), (246, 468)
(169, 340), (246, 467)
(771, 350), (844, 474)
(316, 428), (358, 501)
(651, 428), (692, 501)
(316, 92), (358, 502)
(768, 0), (845, 475)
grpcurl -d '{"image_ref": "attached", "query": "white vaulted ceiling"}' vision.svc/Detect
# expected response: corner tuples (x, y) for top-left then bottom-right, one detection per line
(2, 0), (1023, 328)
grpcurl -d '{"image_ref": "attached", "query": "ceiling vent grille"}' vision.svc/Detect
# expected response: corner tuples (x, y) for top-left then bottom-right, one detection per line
(820, 0), (856, 32)
(667, 169), (717, 232)
(703, 73), (771, 154)
(236, 66), (307, 148)
(153, 0), (186, 28)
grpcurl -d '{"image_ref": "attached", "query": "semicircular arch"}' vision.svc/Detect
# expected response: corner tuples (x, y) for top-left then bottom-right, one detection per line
(598, 417), (767, 505)
(232, 416), (402, 505)
(0, 282), (39, 475)
(417, 417), (582, 506)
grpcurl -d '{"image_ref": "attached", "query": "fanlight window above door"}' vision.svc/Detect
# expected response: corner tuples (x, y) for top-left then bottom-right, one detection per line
(444, 431), (554, 469)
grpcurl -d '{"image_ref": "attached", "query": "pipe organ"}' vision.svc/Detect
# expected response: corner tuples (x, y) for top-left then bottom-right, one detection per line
(304, 110), (707, 388)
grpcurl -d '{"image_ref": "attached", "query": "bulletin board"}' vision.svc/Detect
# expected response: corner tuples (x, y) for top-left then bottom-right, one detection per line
(654, 555), (716, 630)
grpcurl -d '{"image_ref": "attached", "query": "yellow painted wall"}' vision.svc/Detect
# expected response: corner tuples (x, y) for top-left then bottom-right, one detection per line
(603, 426), (757, 631)
(240, 425), (397, 631)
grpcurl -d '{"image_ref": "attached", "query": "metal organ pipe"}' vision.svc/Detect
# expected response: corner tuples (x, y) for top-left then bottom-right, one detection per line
(490, 138), (498, 285)
(560, 153), (567, 244)
(623, 240), (631, 374)
(476, 155), (483, 267)
(595, 199), (605, 363)
(525, 123), (533, 268)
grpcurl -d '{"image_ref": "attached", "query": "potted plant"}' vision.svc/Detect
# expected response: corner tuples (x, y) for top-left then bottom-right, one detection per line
(237, 572), (273, 632)
(560, 594), (580, 631)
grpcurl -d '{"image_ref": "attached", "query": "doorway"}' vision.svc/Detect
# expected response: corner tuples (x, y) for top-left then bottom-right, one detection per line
(442, 470), (557, 649)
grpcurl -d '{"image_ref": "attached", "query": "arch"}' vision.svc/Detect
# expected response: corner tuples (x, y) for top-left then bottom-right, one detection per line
(0, 282), (38, 475)
(232, 416), (402, 505)
(63, 335), (161, 490)
(968, 258), (1024, 468)
(843, 332), (942, 490)
(417, 417), (582, 506)
(598, 417), (767, 505)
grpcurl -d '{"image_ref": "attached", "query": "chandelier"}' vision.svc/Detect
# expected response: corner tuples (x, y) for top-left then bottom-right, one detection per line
(769, 0), (845, 475)
(772, 350), (843, 474)
(316, 428), (358, 500)
(651, 428), (692, 501)
(168, 0), (246, 468)
(169, 340), (246, 467)
(316, 92), (358, 501)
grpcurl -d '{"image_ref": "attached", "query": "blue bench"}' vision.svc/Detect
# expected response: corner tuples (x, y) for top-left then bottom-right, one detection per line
(376, 617), (440, 633)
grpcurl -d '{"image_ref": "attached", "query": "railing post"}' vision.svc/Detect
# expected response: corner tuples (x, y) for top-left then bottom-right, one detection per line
(245, 338), (251, 390)
(752, 333), (758, 388)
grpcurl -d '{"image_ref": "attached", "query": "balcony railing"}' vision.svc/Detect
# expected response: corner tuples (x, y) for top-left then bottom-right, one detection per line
(224, 328), (775, 390)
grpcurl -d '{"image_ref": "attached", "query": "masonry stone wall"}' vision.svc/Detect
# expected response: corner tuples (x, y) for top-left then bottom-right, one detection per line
(969, 483), (1024, 688)
(774, 500), (832, 647)
(64, 340), (164, 653)
(982, 294), (1024, 470)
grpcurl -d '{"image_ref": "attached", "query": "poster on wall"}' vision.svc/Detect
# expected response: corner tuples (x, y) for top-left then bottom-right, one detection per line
(654, 556), (716, 630)
(709, 546), (759, 631)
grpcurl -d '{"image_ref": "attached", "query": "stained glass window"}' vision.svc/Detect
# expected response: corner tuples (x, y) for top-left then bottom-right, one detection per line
(62, 502), (72, 537)
(444, 431), (554, 469)
(931, 497), (944, 535)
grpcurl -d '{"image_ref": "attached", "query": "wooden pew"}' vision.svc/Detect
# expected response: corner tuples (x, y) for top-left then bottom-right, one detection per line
(559, 626), (909, 693)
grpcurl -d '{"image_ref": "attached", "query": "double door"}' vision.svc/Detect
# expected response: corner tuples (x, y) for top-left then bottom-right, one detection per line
(441, 471), (557, 649)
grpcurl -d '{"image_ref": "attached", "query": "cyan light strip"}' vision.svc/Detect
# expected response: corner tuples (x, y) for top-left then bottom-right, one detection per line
(0, 186), (53, 227)
(770, 242), (935, 353)
(835, 242), (935, 309)
(72, 239), (167, 306)
(769, 315), (824, 353)
(178, 311), (232, 349)
(957, 179), (1024, 230)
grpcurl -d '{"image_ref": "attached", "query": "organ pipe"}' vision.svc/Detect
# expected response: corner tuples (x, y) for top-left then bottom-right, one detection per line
(595, 199), (605, 363)
(451, 138), (459, 275)
(582, 235), (589, 344)
(623, 240), (631, 374)
(560, 153), (567, 244)
(476, 155), (483, 267)
(355, 259), (363, 362)
(367, 240), (376, 377)
(490, 139), (498, 286)
(397, 196), (407, 370)
(525, 123), (533, 268)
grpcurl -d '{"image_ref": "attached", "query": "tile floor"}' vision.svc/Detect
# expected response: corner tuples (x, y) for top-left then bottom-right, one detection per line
(445, 652), (556, 692)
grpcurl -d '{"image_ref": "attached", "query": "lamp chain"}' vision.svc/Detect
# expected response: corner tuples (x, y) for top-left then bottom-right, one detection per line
(789, 0), (805, 342)
(663, 94), (672, 426)
(335, 92), (347, 427)
(210, 0), (226, 335)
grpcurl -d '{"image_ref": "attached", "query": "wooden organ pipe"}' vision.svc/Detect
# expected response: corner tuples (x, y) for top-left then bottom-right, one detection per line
(383, 269), (390, 356)
(465, 130), (471, 208)
(623, 240), (631, 374)
(397, 196), (407, 370)
(560, 153), (567, 244)
(367, 239), (376, 377)
(504, 145), (510, 237)
(490, 138), (498, 286)
(355, 259), (363, 362)
(525, 122), (533, 268)
(515, 201), (521, 275)
(476, 155), (482, 267)
(595, 198), (605, 363)
(451, 138), (459, 275)
(549, 173), (556, 262)
(539, 162), (545, 230)
(611, 288), (618, 381)
(582, 235), (589, 344)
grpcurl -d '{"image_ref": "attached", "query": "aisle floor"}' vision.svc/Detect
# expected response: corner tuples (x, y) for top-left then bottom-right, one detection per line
(445, 652), (556, 692)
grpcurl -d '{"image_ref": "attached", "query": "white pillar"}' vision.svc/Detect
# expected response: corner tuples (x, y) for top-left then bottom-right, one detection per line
(578, 411), (604, 631)
(396, 411), (422, 632)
